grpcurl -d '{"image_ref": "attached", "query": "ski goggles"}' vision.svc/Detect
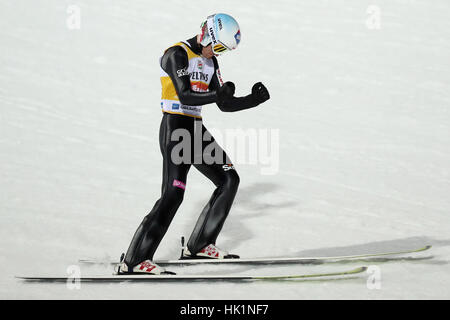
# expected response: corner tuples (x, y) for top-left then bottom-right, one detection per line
(199, 15), (232, 55)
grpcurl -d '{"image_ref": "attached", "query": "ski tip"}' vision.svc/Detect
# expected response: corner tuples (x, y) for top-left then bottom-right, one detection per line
(255, 265), (369, 281)
(356, 266), (368, 273)
(334, 266), (367, 275)
(411, 245), (432, 254)
(326, 265), (368, 276)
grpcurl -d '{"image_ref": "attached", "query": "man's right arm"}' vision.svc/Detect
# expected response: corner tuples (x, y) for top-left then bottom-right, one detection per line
(161, 46), (218, 106)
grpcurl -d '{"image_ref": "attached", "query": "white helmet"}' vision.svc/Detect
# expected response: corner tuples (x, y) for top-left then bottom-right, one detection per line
(199, 13), (241, 54)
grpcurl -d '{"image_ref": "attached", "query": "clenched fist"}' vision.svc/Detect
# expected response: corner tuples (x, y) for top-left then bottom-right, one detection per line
(251, 82), (270, 105)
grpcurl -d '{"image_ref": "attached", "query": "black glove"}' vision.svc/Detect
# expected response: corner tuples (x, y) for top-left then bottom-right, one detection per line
(251, 82), (270, 105)
(217, 81), (235, 104)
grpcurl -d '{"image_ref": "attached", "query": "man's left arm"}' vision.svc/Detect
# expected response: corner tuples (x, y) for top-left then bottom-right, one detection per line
(210, 58), (270, 112)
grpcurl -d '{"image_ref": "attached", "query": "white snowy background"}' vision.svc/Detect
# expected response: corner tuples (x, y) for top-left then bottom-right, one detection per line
(1, 0), (449, 299)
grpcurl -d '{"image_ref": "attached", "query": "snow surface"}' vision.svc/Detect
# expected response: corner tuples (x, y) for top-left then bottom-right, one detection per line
(1, 0), (450, 299)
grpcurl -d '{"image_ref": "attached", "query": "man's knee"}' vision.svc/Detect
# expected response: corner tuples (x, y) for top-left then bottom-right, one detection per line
(223, 170), (240, 192)
(144, 186), (185, 226)
(164, 188), (185, 208)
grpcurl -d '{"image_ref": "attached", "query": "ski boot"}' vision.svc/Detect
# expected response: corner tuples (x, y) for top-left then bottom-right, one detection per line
(116, 253), (175, 275)
(180, 237), (240, 260)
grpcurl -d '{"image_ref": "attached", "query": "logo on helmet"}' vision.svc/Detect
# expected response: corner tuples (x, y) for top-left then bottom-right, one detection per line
(234, 30), (241, 45)
(209, 26), (217, 45)
(218, 18), (223, 30)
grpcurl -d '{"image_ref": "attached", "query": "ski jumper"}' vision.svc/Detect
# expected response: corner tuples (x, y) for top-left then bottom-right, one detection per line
(124, 36), (260, 268)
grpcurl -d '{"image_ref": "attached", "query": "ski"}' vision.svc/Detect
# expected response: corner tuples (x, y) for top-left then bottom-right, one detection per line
(79, 245), (431, 266)
(16, 266), (367, 283)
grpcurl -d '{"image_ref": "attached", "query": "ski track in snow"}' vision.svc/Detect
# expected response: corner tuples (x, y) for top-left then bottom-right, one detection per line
(1, 0), (450, 299)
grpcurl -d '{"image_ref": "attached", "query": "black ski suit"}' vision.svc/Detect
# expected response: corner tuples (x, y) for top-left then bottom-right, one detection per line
(124, 36), (267, 268)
